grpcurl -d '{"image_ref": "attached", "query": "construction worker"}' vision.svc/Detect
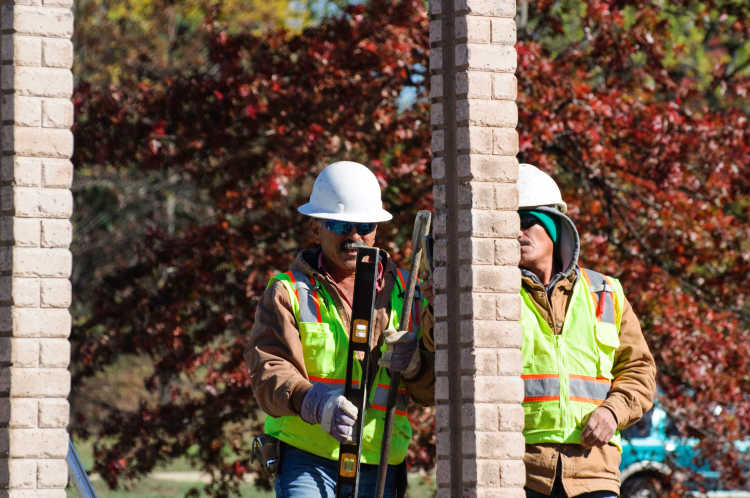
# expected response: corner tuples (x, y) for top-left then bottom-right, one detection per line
(245, 161), (434, 498)
(517, 164), (656, 497)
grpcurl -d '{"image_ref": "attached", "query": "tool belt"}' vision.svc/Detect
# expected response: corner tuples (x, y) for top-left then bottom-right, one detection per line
(252, 434), (280, 478)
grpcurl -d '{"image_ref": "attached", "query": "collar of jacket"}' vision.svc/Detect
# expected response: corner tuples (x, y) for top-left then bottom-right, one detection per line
(292, 246), (396, 289)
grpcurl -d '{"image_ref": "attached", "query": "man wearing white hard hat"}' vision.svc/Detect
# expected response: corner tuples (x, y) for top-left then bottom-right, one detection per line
(517, 164), (656, 497)
(246, 161), (435, 498)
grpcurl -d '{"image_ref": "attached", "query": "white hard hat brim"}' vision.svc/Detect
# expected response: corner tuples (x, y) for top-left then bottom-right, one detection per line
(298, 203), (393, 223)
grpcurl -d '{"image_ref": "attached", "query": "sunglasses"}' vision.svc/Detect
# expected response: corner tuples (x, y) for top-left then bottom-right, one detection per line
(324, 219), (377, 236)
(519, 212), (540, 230)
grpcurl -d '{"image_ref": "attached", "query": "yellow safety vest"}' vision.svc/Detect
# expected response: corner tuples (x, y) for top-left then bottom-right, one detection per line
(520, 268), (624, 451)
(264, 267), (420, 465)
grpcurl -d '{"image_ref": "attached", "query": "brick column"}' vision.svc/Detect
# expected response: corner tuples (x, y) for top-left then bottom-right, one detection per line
(430, 0), (525, 495)
(0, 0), (74, 496)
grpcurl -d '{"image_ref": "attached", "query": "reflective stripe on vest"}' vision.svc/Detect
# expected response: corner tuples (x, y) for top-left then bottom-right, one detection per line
(286, 270), (322, 323)
(371, 383), (409, 416)
(569, 374), (611, 405)
(521, 374), (560, 402)
(581, 268), (617, 325)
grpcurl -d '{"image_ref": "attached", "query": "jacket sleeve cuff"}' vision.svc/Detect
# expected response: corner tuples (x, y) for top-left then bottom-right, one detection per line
(290, 379), (313, 415)
(601, 397), (627, 429)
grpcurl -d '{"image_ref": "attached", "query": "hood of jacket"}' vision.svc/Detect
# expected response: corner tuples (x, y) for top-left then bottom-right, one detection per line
(520, 205), (580, 290)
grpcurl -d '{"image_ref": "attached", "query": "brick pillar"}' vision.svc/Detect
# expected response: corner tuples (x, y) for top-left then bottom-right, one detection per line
(430, 0), (525, 496)
(0, 0), (74, 496)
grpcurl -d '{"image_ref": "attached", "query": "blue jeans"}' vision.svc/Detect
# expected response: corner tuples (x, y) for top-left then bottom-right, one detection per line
(275, 443), (401, 498)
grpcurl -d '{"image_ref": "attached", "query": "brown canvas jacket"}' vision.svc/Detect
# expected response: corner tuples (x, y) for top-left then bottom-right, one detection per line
(245, 247), (435, 420)
(522, 269), (657, 496)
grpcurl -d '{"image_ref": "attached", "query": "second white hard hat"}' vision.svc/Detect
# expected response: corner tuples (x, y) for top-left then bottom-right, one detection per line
(517, 163), (567, 213)
(298, 161), (393, 223)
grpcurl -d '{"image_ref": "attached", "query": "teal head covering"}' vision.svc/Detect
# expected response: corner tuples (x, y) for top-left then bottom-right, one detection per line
(519, 209), (558, 243)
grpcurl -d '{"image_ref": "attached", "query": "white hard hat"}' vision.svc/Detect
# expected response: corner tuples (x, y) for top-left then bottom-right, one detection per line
(298, 161), (393, 223)
(517, 163), (567, 213)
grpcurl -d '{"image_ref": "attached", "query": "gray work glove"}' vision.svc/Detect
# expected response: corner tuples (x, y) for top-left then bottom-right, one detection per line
(299, 383), (358, 443)
(379, 327), (421, 379)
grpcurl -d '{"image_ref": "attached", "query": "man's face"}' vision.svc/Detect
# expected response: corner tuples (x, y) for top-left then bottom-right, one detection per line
(518, 215), (554, 269)
(314, 220), (378, 275)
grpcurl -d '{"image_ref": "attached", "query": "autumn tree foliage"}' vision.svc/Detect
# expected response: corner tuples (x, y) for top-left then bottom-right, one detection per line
(71, 0), (747, 494)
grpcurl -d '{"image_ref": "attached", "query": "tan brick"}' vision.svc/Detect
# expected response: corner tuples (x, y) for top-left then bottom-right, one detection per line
(457, 154), (517, 181)
(429, 19), (442, 44)
(4, 126), (73, 157)
(39, 188), (72, 217)
(39, 339), (69, 368)
(11, 277), (41, 307)
(494, 238), (520, 266)
(9, 368), (70, 397)
(463, 265), (520, 293)
(12, 187), (40, 217)
(429, 47), (443, 71)
(6, 6), (73, 37)
(432, 157), (445, 180)
(4, 66), (73, 97)
(7, 490), (68, 498)
(474, 402), (499, 431)
(5, 459), (37, 488)
(491, 18), (516, 45)
(470, 210), (517, 238)
(471, 320), (522, 348)
(9, 428), (67, 458)
(41, 219), (71, 248)
(12, 307), (70, 337)
(498, 403), (525, 432)
(7, 398), (38, 427)
(430, 74), (443, 100)
(12, 247), (71, 277)
(457, 0), (516, 17)
(3, 95), (42, 126)
(1, 35), (42, 66)
(40, 278), (70, 307)
(12, 217), (40, 247)
(41, 38), (72, 68)
(44, 0), (73, 6)
(456, 44), (516, 72)
(41, 98), (73, 127)
(435, 404), (451, 431)
(456, 71), (492, 99)
(493, 73), (518, 100)
(10, 338), (40, 367)
(457, 16), (490, 43)
(461, 292), (495, 319)
(492, 128), (519, 156)
(435, 373), (450, 402)
(476, 431), (525, 459)
(431, 102), (444, 126)
(41, 159), (72, 188)
(37, 459), (68, 487)
(436, 459), (452, 488)
(495, 182), (518, 209)
(433, 211), (447, 236)
(470, 237), (494, 265)
(38, 398), (68, 428)
(457, 100), (517, 127)
(496, 292), (521, 320)
(472, 375), (523, 403)
(432, 128), (444, 154)
(463, 348), (497, 374)
(2, 157), (42, 186)
(457, 126), (492, 154)
(477, 489), (526, 498)
(498, 459), (527, 487)
(469, 182), (495, 209)
(498, 348), (522, 375)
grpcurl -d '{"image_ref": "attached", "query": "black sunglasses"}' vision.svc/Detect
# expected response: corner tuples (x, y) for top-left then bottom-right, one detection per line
(324, 219), (377, 236)
(519, 212), (540, 230)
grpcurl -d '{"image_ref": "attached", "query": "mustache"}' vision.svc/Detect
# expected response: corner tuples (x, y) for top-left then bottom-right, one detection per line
(342, 241), (369, 251)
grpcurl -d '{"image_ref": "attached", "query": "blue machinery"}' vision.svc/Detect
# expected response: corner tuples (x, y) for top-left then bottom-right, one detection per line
(67, 436), (98, 498)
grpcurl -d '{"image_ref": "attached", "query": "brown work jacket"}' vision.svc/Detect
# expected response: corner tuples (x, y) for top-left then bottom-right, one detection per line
(523, 269), (657, 496)
(245, 248), (435, 420)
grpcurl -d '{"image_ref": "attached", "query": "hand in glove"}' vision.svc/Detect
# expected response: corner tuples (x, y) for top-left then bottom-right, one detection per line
(299, 383), (358, 443)
(379, 327), (421, 379)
